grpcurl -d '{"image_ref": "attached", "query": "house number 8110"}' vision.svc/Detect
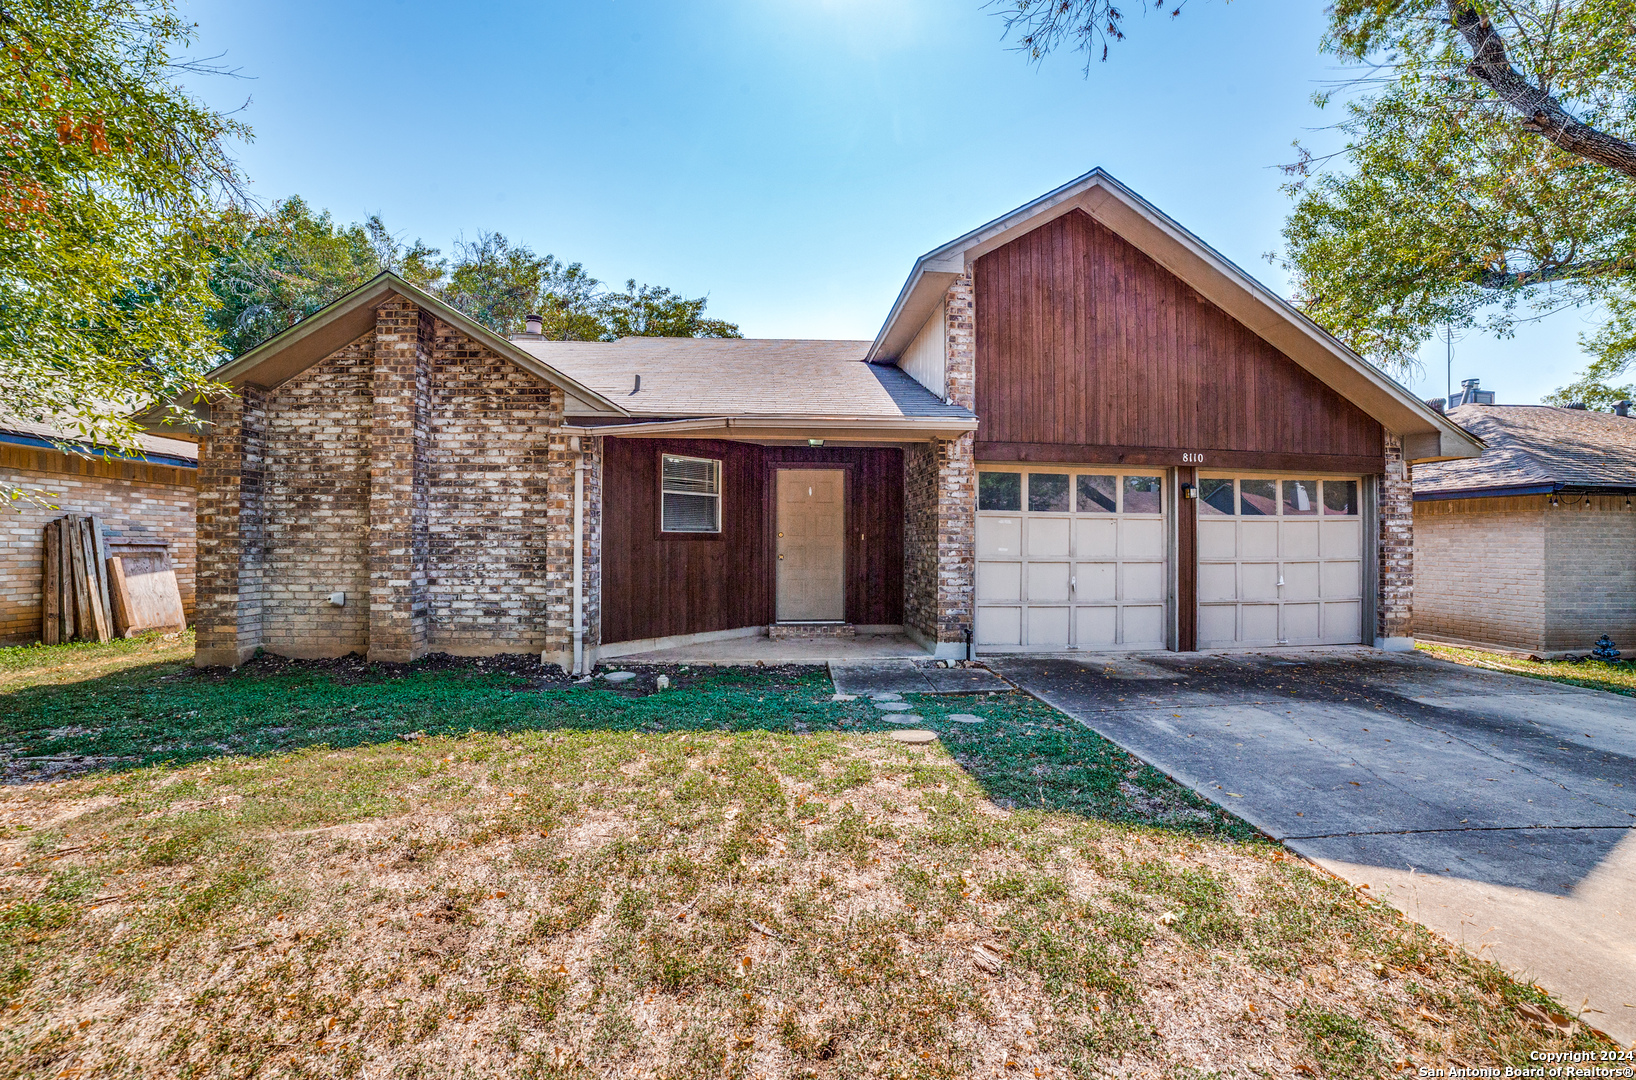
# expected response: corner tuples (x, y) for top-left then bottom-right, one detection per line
(1181, 453), (1204, 463)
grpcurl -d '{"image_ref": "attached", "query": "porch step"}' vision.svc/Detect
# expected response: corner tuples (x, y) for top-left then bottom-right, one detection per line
(769, 622), (856, 641)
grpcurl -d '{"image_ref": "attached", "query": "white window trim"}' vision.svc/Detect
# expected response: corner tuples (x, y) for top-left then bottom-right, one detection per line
(660, 454), (723, 533)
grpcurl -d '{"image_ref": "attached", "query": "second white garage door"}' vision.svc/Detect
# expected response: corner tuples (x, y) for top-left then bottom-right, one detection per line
(1196, 476), (1363, 648)
(976, 468), (1168, 651)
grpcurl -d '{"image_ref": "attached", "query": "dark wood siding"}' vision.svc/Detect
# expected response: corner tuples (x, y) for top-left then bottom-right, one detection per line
(601, 439), (903, 644)
(974, 209), (1384, 470)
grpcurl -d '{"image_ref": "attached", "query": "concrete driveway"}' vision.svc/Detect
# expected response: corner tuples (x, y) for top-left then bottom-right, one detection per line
(988, 648), (1636, 1046)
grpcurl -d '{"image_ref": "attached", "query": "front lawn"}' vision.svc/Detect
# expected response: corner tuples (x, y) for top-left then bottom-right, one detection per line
(0, 636), (1609, 1077)
(1418, 640), (1636, 698)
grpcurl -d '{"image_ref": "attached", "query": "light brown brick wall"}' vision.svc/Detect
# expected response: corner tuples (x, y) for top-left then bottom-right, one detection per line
(1545, 496), (1636, 652)
(1413, 495), (1548, 652)
(903, 273), (976, 649)
(0, 445), (196, 645)
(193, 296), (596, 668)
(261, 331), (373, 658)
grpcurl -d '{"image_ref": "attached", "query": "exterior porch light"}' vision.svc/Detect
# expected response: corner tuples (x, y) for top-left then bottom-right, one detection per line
(808, 438), (824, 447)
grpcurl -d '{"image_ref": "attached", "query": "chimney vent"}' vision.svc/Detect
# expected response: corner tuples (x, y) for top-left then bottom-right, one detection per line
(524, 313), (543, 335)
(1425, 398), (1446, 414)
(1617, 400), (1632, 417)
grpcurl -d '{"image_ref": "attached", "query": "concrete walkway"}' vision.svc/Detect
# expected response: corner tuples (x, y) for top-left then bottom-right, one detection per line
(829, 658), (1012, 696)
(989, 647), (1636, 1046)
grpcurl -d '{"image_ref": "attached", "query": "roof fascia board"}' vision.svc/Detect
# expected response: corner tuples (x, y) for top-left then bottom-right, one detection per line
(565, 416), (979, 440)
(1414, 483), (1559, 501)
(208, 272), (629, 416)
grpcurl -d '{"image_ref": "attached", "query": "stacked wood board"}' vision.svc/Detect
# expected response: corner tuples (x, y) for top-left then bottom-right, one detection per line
(40, 516), (185, 643)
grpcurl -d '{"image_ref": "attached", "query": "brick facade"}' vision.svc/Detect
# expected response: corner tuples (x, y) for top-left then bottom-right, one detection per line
(1416, 493), (1636, 654)
(193, 297), (598, 669)
(1376, 433), (1414, 646)
(0, 445), (196, 645)
(903, 273), (976, 653)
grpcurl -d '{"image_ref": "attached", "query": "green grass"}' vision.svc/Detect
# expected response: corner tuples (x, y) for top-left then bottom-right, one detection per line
(0, 636), (1613, 1078)
(1419, 640), (1636, 697)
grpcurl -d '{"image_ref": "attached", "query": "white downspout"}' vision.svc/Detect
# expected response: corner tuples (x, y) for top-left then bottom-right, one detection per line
(572, 446), (585, 676)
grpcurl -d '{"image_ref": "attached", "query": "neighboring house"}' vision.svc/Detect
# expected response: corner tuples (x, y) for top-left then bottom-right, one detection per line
(141, 169), (1479, 670)
(0, 418), (197, 645)
(1415, 403), (1636, 656)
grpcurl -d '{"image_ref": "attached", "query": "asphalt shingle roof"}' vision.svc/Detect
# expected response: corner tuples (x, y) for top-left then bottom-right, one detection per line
(0, 415), (198, 466)
(508, 337), (975, 421)
(1413, 404), (1636, 497)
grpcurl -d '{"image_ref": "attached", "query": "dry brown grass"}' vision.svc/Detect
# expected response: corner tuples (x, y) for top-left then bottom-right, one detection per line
(0, 717), (1608, 1079)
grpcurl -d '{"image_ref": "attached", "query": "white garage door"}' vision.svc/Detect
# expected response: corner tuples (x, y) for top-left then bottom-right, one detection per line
(976, 468), (1168, 651)
(1196, 476), (1363, 648)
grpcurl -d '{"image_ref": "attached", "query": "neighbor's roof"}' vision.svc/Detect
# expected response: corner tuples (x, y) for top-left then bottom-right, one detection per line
(1414, 405), (1636, 499)
(1, 415), (198, 468)
(867, 167), (1482, 464)
(509, 336), (976, 422)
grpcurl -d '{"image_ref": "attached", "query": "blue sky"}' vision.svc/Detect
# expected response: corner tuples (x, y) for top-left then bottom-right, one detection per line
(178, 0), (1591, 405)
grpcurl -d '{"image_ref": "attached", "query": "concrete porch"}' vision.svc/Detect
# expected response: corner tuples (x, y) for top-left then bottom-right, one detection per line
(599, 629), (933, 666)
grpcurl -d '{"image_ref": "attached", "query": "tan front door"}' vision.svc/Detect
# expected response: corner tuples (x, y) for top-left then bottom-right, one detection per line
(776, 469), (845, 622)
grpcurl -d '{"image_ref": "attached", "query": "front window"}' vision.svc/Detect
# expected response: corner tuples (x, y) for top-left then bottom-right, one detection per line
(661, 454), (721, 532)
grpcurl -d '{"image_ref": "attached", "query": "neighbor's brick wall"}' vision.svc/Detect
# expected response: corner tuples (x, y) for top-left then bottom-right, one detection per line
(260, 330), (373, 658)
(0, 445), (196, 645)
(1544, 496), (1636, 653)
(1377, 433), (1414, 642)
(1413, 495), (1547, 652)
(903, 273), (976, 647)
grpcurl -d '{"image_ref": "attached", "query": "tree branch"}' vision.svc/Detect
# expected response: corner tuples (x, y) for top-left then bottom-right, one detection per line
(1449, 0), (1636, 179)
(1472, 254), (1636, 289)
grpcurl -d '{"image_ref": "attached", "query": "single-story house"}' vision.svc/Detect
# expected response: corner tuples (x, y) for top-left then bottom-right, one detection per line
(1415, 403), (1636, 656)
(0, 418), (197, 645)
(141, 169), (1480, 670)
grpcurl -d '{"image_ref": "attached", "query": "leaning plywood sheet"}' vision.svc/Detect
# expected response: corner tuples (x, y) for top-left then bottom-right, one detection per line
(106, 546), (185, 636)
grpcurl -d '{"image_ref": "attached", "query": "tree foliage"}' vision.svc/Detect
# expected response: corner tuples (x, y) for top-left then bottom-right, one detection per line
(1281, 0), (1636, 400)
(0, 0), (241, 487)
(207, 197), (440, 357)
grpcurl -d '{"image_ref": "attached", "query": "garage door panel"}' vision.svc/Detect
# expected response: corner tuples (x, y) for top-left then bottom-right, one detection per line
(1076, 606), (1117, 646)
(978, 517), (1020, 558)
(979, 466), (1169, 653)
(1075, 562), (1116, 601)
(1198, 562), (1236, 602)
(1241, 521), (1279, 558)
(1199, 604), (1237, 646)
(977, 562), (1021, 603)
(1075, 519), (1117, 558)
(1026, 606), (1070, 647)
(1321, 520), (1361, 558)
(1119, 519), (1165, 558)
(1241, 604), (1280, 642)
(1198, 520), (1236, 560)
(1283, 603), (1320, 642)
(1241, 562), (1279, 600)
(1028, 562), (1071, 602)
(1281, 520), (1319, 558)
(1121, 561), (1164, 602)
(1282, 561), (1320, 600)
(1123, 606), (1165, 646)
(1322, 601), (1361, 642)
(976, 606), (1021, 646)
(1320, 560), (1361, 598)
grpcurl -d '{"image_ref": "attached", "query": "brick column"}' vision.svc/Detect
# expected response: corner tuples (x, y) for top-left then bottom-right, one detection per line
(1376, 432), (1415, 650)
(194, 387), (267, 667)
(903, 273), (977, 657)
(368, 299), (432, 663)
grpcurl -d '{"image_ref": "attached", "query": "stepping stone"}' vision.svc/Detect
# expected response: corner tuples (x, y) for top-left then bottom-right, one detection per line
(874, 701), (913, 712)
(946, 714), (984, 725)
(870, 692), (903, 701)
(889, 730), (938, 745)
(881, 715), (925, 726)
(831, 693), (857, 701)
(604, 671), (637, 683)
